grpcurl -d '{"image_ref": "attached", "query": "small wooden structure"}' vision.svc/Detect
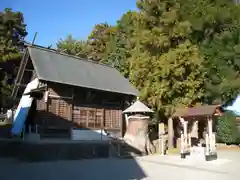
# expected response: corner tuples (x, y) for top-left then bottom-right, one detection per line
(169, 105), (222, 160)
(122, 99), (153, 154)
(11, 45), (139, 140)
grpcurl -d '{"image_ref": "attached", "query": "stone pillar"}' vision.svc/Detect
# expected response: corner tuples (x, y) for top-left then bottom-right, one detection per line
(208, 117), (213, 152)
(159, 123), (165, 155)
(208, 117), (213, 138)
(183, 121), (188, 149)
(168, 117), (174, 149)
(183, 121), (188, 138)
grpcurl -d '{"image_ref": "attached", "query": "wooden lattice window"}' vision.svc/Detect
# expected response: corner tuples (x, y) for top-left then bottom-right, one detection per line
(88, 108), (96, 128)
(48, 98), (60, 120)
(79, 108), (88, 127)
(73, 106), (81, 125)
(104, 109), (122, 129)
(104, 109), (112, 128)
(72, 107), (104, 129)
(58, 99), (68, 119)
(48, 99), (69, 118)
(95, 108), (103, 128)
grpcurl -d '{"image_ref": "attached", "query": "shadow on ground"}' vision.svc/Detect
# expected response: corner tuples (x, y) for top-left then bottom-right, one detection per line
(0, 157), (147, 180)
(0, 137), (147, 180)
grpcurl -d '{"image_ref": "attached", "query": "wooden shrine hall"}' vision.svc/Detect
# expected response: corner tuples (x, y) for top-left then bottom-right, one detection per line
(10, 44), (139, 140)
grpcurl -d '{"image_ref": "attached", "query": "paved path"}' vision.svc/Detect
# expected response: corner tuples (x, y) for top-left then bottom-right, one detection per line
(0, 150), (239, 180)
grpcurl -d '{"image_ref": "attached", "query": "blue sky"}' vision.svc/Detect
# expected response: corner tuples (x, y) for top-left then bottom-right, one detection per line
(1, 0), (137, 47)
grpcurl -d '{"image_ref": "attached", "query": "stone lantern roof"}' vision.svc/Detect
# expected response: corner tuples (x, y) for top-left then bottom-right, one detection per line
(123, 98), (153, 114)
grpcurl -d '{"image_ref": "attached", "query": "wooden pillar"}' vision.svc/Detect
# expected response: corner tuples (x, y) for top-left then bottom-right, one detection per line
(168, 117), (174, 149)
(191, 120), (199, 139)
(125, 114), (129, 127)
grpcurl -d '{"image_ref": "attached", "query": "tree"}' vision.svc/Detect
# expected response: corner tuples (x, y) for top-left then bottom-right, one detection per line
(0, 8), (27, 62)
(0, 8), (27, 110)
(103, 11), (141, 78)
(131, 0), (206, 112)
(179, 0), (238, 44)
(56, 35), (87, 58)
(202, 28), (240, 104)
(102, 32), (131, 78)
(87, 23), (116, 61)
(216, 111), (239, 144)
(178, 0), (240, 104)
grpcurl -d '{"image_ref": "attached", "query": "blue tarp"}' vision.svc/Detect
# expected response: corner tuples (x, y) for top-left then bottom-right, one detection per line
(11, 78), (39, 135)
(11, 107), (30, 135)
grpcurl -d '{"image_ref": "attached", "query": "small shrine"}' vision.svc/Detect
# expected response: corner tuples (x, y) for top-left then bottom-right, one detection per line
(169, 105), (222, 161)
(123, 98), (153, 154)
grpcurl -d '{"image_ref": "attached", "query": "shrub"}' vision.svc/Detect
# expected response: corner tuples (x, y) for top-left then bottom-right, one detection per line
(216, 111), (240, 144)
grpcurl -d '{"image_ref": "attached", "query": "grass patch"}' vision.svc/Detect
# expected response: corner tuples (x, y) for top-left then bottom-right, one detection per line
(167, 148), (179, 155)
(217, 146), (240, 151)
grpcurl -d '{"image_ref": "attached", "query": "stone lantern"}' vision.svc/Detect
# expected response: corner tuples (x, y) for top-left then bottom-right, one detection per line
(122, 98), (153, 154)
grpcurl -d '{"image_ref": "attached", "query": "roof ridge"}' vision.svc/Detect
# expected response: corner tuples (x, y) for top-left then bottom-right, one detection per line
(27, 44), (115, 69)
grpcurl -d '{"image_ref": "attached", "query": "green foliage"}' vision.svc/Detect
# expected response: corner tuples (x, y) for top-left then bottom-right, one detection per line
(216, 112), (240, 144)
(0, 8), (27, 109)
(0, 8), (27, 62)
(179, 0), (240, 104)
(87, 23), (117, 61)
(129, 0), (206, 113)
(102, 32), (131, 78)
(179, 0), (237, 43)
(202, 28), (240, 104)
(0, 76), (13, 108)
(56, 35), (88, 58)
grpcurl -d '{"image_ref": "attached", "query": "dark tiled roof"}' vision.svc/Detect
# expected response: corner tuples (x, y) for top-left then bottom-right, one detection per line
(28, 46), (138, 96)
(172, 105), (219, 117)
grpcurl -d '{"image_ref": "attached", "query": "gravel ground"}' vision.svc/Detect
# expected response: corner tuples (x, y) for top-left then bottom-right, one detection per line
(0, 150), (239, 180)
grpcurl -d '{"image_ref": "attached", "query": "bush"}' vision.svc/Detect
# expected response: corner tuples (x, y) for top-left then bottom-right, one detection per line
(216, 112), (240, 144)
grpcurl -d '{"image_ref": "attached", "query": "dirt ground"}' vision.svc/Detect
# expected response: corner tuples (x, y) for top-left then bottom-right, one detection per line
(0, 150), (239, 180)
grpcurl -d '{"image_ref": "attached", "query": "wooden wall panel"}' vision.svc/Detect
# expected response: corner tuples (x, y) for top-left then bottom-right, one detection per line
(35, 82), (128, 138)
(72, 106), (121, 130)
(104, 109), (122, 129)
(46, 98), (72, 128)
(96, 108), (103, 128)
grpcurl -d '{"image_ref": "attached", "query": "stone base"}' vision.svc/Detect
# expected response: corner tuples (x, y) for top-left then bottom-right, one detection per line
(180, 153), (186, 159)
(189, 146), (205, 159)
(180, 151), (190, 159)
(205, 153), (218, 161)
